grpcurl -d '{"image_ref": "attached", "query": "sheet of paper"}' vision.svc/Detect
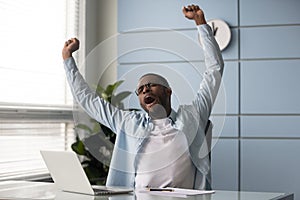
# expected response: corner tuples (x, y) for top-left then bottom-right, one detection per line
(167, 187), (215, 195)
(137, 190), (188, 198)
(137, 187), (215, 198)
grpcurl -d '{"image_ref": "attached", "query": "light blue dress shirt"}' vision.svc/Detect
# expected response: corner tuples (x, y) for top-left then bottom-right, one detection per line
(64, 24), (224, 190)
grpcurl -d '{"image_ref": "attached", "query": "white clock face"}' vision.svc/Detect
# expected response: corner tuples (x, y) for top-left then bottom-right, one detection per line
(207, 19), (231, 51)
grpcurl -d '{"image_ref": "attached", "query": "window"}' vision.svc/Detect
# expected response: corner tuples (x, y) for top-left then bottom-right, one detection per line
(0, 0), (80, 180)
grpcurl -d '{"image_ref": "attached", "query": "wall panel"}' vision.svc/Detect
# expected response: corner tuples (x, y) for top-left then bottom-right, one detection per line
(241, 116), (300, 138)
(118, 0), (238, 32)
(240, 26), (300, 59)
(211, 116), (238, 138)
(241, 140), (300, 198)
(212, 62), (239, 115)
(118, 30), (204, 64)
(211, 139), (238, 190)
(240, 0), (300, 26)
(241, 60), (300, 114)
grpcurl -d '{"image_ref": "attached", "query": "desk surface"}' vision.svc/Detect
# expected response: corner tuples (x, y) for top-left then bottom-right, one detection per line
(0, 181), (293, 200)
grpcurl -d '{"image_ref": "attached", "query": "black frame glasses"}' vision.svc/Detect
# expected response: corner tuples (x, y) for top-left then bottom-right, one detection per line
(135, 83), (158, 96)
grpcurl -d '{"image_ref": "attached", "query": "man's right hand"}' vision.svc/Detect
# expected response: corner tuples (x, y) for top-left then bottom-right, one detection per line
(62, 38), (80, 60)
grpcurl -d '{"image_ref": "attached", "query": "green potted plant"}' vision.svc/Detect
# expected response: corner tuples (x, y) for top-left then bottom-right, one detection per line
(71, 80), (132, 185)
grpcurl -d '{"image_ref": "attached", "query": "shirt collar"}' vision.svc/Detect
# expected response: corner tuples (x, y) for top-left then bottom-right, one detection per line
(145, 109), (177, 124)
(168, 109), (177, 124)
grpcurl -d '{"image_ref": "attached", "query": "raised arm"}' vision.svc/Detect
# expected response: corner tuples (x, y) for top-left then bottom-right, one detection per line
(61, 38), (124, 134)
(183, 5), (224, 120)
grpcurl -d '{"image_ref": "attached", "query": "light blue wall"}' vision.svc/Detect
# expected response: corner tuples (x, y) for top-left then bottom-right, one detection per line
(117, 0), (300, 198)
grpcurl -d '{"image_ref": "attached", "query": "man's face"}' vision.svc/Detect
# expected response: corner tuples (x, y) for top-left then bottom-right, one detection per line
(137, 83), (172, 116)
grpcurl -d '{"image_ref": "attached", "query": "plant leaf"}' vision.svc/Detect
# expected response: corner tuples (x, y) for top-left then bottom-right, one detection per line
(101, 92), (109, 101)
(112, 80), (124, 90)
(71, 139), (86, 155)
(105, 86), (114, 97)
(93, 123), (101, 134)
(104, 80), (124, 96)
(111, 91), (132, 106)
(96, 85), (105, 96)
(76, 124), (93, 134)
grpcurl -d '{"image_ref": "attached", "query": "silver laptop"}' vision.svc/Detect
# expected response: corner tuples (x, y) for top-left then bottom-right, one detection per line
(40, 150), (133, 196)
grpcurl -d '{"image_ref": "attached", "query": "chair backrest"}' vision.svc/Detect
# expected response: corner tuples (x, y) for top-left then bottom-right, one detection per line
(205, 120), (212, 189)
(205, 120), (213, 160)
(193, 119), (213, 190)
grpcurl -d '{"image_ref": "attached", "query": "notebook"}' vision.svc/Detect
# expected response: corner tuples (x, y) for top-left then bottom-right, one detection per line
(40, 150), (133, 196)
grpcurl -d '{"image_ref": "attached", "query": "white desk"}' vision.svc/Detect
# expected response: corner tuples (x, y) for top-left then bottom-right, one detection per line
(0, 181), (294, 200)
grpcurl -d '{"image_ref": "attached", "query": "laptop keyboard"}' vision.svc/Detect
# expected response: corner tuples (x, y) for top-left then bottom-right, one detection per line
(93, 188), (114, 195)
(92, 186), (133, 195)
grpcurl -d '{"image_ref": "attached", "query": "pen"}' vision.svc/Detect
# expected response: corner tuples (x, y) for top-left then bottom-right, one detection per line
(148, 188), (174, 192)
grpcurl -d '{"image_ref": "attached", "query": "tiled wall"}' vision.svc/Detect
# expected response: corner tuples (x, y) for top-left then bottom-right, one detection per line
(117, 0), (300, 198)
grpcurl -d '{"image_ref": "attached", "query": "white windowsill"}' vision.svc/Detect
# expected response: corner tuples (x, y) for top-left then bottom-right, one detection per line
(0, 170), (51, 182)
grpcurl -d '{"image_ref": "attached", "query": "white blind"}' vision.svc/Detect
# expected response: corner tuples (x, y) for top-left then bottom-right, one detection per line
(0, 0), (79, 105)
(0, 0), (80, 180)
(0, 119), (74, 181)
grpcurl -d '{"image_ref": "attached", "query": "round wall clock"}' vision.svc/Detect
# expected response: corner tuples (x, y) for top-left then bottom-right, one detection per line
(207, 19), (231, 51)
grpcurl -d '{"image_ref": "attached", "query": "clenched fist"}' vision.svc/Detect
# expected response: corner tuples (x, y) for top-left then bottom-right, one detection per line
(182, 5), (206, 25)
(62, 38), (80, 60)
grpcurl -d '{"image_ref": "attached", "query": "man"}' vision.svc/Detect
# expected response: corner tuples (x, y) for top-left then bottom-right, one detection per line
(62, 5), (223, 189)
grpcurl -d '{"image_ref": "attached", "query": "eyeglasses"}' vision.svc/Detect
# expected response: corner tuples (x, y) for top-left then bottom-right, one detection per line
(135, 83), (158, 96)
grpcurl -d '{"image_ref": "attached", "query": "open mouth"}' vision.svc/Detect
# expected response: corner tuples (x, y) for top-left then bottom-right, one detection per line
(144, 96), (156, 105)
